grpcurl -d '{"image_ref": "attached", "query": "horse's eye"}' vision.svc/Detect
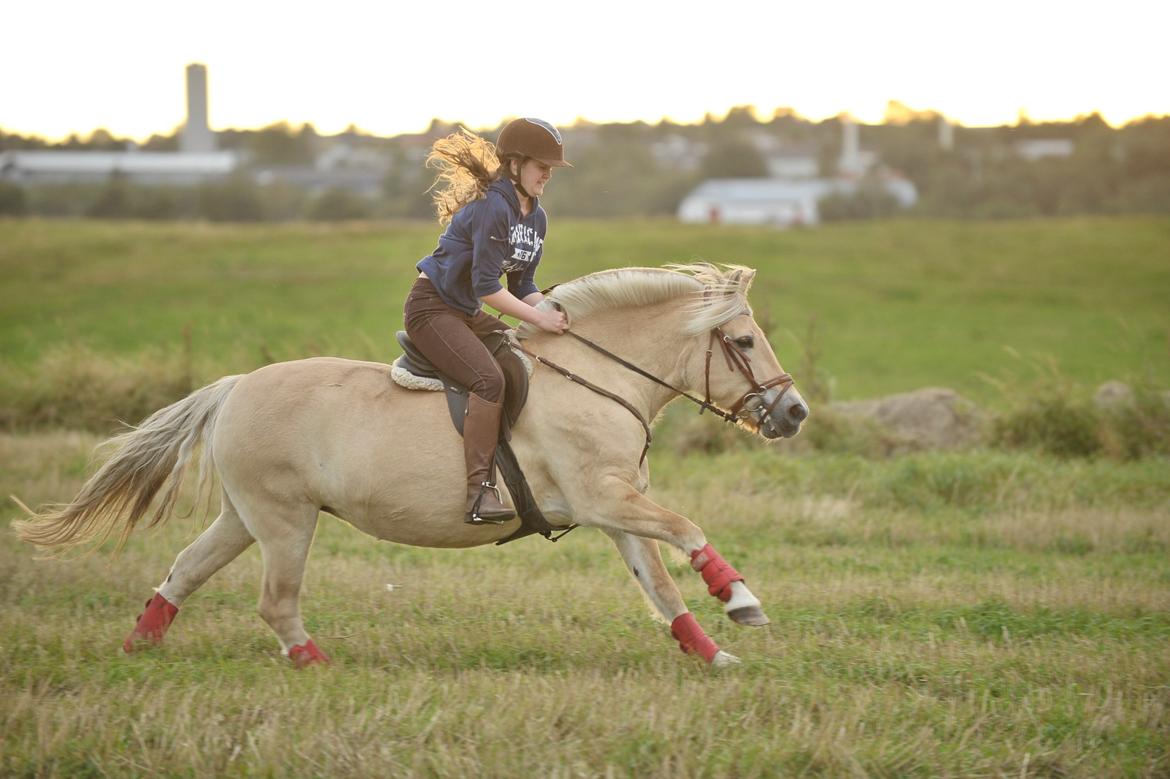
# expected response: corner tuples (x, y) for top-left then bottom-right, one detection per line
(735, 335), (754, 349)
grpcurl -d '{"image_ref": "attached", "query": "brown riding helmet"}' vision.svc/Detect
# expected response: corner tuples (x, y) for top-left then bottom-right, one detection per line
(497, 118), (573, 168)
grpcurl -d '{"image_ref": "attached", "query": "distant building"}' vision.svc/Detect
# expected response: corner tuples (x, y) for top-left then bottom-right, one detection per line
(2, 62), (235, 186)
(1012, 139), (1074, 161)
(254, 166), (384, 197)
(0, 150), (237, 185)
(651, 134), (705, 171)
(677, 176), (917, 228)
(763, 144), (819, 178)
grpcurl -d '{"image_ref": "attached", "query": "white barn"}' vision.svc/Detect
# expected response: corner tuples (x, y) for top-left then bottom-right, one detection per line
(677, 177), (918, 227)
(0, 150), (239, 186)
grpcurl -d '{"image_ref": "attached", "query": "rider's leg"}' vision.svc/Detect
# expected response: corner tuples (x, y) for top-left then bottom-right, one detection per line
(404, 278), (514, 524)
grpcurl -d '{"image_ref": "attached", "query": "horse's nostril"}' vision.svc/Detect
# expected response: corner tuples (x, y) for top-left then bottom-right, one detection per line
(788, 403), (808, 422)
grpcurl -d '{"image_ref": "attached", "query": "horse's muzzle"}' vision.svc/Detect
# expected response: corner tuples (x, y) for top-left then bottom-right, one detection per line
(756, 387), (808, 439)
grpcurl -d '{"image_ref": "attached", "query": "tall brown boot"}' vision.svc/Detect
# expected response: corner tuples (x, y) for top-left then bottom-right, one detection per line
(463, 394), (515, 524)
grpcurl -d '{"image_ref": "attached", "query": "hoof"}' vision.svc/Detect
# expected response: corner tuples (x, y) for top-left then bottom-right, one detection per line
(726, 605), (770, 626)
(288, 640), (330, 669)
(711, 650), (742, 668)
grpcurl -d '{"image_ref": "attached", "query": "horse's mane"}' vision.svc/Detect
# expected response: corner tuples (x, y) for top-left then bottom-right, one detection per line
(517, 263), (755, 337)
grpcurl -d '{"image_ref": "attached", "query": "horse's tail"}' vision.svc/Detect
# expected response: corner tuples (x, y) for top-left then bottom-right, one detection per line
(13, 374), (243, 553)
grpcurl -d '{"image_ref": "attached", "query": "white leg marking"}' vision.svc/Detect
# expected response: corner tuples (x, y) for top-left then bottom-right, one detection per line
(712, 650), (742, 668)
(722, 580), (761, 614)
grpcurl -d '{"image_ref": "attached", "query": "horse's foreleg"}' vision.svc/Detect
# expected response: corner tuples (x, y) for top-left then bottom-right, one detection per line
(584, 478), (769, 636)
(604, 529), (740, 667)
(124, 492), (255, 653)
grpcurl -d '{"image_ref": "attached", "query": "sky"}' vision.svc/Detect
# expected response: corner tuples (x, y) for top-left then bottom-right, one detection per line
(3, 0), (1166, 142)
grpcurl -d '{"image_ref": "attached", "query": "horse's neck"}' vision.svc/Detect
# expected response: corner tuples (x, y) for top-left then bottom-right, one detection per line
(566, 303), (695, 419)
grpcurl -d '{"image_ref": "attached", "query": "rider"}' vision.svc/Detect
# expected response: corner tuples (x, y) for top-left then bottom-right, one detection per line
(404, 118), (570, 525)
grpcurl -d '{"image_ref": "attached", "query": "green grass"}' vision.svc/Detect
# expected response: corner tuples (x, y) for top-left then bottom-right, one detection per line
(1, 216), (1168, 775)
(2, 216), (1168, 403)
(1, 433), (1168, 777)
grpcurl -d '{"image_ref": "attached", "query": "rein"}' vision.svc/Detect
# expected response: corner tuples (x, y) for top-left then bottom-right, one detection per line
(518, 341), (655, 466)
(518, 322), (795, 466)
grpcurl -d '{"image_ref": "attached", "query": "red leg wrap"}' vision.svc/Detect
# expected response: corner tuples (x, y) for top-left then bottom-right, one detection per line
(690, 543), (744, 602)
(122, 592), (179, 653)
(670, 612), (720, 663)
(288, 640), (330, 668)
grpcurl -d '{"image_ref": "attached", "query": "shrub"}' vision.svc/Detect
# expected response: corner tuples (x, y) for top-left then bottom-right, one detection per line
(0, 345), (196, 433)
(306, 188), (373, 221)
(0, 181), (27, 215)
(991, 394), (1102, 458)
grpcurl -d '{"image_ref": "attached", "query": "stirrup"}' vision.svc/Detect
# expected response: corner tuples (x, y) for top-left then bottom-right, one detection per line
(466, 481), (513, 525)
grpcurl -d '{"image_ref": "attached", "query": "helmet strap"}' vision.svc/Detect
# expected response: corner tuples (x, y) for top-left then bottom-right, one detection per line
(507, 156), (532, 199)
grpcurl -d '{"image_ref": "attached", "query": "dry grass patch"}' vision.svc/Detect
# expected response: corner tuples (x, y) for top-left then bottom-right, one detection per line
(2, 432), (1168, 776)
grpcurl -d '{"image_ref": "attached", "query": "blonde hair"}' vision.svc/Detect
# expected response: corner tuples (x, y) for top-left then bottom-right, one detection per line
(426, 128), (505, 224)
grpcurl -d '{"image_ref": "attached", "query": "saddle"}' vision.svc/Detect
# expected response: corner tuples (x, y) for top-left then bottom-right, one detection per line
(390, 330), (572, 544)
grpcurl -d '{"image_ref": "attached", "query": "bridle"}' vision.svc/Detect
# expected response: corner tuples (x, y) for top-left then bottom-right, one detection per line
(704, 326), (795, 424)
(519, 322), (795, 465)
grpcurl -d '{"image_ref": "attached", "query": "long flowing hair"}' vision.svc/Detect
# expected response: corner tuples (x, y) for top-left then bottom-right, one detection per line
(426, 128), (506, 224)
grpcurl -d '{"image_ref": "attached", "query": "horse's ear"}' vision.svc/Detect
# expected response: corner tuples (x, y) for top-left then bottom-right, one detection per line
(727, 267), (756, 294)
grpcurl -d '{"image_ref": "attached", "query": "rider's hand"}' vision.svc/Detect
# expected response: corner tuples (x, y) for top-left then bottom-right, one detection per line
(535, 308), (568, 334)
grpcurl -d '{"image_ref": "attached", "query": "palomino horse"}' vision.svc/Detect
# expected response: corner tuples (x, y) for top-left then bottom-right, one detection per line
(17, 264), (808, 668)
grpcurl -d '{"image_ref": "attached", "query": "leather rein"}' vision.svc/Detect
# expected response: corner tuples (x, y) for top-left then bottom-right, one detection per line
(519, 325), (794, 465)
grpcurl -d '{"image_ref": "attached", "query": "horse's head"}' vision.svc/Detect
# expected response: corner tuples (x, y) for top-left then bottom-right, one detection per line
(683, 266), (809, 440)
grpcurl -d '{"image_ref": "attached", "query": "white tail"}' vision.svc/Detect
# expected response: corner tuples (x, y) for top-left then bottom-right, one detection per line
(14, 375), (241, 552)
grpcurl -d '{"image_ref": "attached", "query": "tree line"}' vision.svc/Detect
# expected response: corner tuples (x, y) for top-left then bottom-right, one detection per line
(2, 107), (1168, 221)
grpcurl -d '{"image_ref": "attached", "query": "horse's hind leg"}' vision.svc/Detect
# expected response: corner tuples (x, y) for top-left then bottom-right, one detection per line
(124, 489), (254, 653)
(229, 491), (329, 668)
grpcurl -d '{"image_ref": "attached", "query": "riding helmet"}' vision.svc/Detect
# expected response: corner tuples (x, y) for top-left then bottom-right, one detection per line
(496, 118), (573, 167)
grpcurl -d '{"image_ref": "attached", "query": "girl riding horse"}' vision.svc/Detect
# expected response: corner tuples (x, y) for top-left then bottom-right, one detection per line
(405, 118), (570, 524)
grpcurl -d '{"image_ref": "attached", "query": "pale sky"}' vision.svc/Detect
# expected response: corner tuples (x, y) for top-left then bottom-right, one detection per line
(3, 0), (1166, 141)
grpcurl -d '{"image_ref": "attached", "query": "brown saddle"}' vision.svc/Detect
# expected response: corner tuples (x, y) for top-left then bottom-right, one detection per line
(392, 330), (572, 545)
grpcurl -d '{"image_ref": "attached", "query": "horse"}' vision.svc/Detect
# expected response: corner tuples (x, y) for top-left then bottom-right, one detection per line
(16, 263), (809, 668)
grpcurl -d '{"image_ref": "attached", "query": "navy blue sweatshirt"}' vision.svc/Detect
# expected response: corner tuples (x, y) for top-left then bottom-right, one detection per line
(416, 178), (546, 316)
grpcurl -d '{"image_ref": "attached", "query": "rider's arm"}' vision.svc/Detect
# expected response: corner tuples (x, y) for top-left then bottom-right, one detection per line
(481, 288), (543, 325)
(482, 289), (565, 333)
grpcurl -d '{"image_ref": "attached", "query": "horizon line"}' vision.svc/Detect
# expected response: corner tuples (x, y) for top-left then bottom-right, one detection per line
(4, 107), (1169, 146)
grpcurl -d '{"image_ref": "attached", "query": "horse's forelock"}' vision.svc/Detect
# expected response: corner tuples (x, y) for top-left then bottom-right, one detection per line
(519, 264), (754, 337)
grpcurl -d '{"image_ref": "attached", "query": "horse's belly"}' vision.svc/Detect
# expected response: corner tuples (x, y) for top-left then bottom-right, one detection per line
(313, 393), (522, 548)
(216, 358), (543, 549)
(331, 471), (522, 549)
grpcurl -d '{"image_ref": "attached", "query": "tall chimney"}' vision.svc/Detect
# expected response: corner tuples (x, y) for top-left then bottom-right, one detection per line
(938, 115), (954, 152)
(181, 63), (215, 153)
(838, 114), (861, 178)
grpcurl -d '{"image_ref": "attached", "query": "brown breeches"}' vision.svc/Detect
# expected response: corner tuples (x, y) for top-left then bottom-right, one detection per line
(403, 277), (509, 402)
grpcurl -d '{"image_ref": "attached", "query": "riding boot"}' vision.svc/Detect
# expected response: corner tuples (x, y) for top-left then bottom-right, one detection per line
(463, 393), (515, 524)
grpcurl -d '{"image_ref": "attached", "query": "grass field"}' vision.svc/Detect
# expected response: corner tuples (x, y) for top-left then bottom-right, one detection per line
(3, 216), (1168, 405)
(1, 216), (1168, 776)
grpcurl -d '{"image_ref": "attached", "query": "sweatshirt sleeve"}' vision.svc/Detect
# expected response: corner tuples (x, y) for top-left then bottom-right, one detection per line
(470, 195), (511, 297)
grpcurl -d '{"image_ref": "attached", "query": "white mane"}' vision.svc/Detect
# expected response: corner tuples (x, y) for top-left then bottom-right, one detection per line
(517, 263), (756, 337)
